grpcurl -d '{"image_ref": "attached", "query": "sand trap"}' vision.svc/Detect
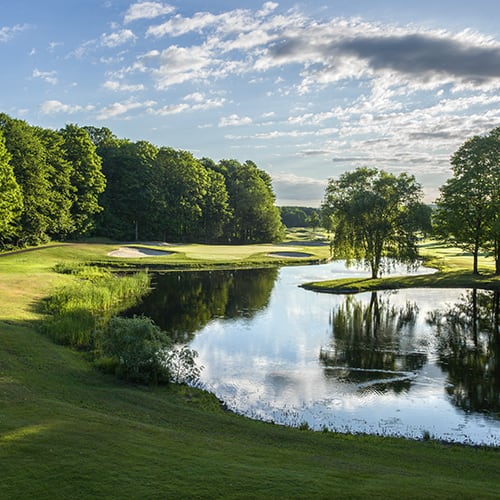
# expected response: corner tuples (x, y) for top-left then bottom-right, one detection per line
(108, 246), (173, 258)
(268, 251), (313, 258)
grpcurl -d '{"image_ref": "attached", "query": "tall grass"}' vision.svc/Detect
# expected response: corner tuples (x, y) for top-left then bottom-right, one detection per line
(39, 265), (150, 350)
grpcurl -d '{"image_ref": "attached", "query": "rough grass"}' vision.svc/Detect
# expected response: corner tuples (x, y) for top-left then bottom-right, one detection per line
(1, 241), (500, 498)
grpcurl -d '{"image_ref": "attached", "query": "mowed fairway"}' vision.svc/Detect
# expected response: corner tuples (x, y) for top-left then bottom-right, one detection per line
(1, 242), (499, 499)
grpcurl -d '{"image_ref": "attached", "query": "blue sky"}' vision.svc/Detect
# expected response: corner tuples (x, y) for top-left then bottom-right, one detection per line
(1, 1), (499, 206)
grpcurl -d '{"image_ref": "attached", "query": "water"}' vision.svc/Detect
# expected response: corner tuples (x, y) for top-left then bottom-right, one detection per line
(126, 262), (500, 445)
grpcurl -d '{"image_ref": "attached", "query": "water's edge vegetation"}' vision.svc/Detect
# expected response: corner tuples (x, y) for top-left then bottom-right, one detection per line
(1, 240), (499, 498)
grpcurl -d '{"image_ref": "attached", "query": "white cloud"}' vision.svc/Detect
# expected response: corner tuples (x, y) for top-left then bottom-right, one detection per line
(219, 114), (253, 127)
(32, 68), (58, 85)
(149, 103), (190, 115)
(152, 45), (216, 88)
(0, 24), (28, 42)
(39, 100), (93, 114)
(124, 2), (174, 24)
(102, 80), (145, 92)
(97, 99), (156, 119)
(101, 29), (137, 48)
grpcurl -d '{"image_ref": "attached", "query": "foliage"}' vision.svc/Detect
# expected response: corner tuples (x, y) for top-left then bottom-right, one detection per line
(39, 267), (149, 349)
(101, 316), (172, 384)
(321, 167), (428, 278)
(434, 127), (500, 274)
(280, 206), (322, 228)
(61, 124), (106, 236)
(161, 345), (202, 385)
(0, 116), (283, 248)
(221, 159), (284, 243)
(0, 130), (23, 243)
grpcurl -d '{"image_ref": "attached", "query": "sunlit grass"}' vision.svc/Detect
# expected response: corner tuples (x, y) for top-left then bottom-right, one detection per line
(1, 240), (500, 497)
(303, 240), (500, 293)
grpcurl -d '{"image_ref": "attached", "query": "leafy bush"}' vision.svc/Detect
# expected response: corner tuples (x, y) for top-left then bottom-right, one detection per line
(102, 316), (172, 384)
(101, 316), (203, 386)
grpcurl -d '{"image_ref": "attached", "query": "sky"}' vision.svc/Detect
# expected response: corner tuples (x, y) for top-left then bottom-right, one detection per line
(1, 1), (499, 206)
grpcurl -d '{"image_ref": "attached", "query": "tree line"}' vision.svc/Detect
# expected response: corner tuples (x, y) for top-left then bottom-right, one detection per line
(0, 114), (283, 248)
(321, 126), (500, 278)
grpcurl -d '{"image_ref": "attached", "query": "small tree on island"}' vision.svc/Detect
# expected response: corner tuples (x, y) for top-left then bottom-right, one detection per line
(321, 167), (429, 279)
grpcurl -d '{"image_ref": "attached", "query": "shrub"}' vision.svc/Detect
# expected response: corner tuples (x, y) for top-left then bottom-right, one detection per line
(102, 316), (172, 384)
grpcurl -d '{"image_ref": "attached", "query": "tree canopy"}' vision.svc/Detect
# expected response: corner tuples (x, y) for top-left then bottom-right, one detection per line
(434, 127), (500, 274)
(0, 116), (283, 249)
(321, 167), (428, 278)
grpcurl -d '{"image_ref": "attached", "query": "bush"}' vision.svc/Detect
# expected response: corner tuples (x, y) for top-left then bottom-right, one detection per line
(102, 316), (172, 384)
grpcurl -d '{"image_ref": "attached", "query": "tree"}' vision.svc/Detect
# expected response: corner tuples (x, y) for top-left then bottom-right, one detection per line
(307, 211), (320, 232)
(36, 128), (76, 239)
(434, 127), (500, 274)
(0, 113), (54, 245)
(321, 167), (427, 278)
(220, 159), (284, 243)
(61, 124), (106, 236)
(0, 131), (23, 244)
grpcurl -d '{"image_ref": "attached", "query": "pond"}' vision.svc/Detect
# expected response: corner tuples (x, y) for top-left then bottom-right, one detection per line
(126, 262), (500, 445)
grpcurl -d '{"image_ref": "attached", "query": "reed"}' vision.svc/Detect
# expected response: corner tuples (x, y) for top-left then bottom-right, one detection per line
(39, 266), (150, 350)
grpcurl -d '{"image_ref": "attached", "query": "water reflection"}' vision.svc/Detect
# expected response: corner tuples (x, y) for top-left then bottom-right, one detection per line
(125, 268), (278, 341)
(127, 263), (500, 444)
(427, 289), (500, 415)
(320, 292), (426, 394)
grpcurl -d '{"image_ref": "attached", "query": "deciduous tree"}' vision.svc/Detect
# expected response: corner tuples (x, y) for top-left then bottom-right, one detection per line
(321, 167), (427, 278)
(434, 127), (500, 274)
(0, 131), (23, 244)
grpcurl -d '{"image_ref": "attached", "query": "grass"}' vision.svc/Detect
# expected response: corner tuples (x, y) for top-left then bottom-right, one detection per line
(303, 241), (500, 294)
(1, 240), (500, 498)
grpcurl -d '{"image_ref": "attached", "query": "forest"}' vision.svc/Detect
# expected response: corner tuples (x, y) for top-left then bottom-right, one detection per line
(0, 113), (284, 249)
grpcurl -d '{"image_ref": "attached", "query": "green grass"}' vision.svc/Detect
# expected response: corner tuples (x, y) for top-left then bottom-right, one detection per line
(303, 241), (500, 294)
(1, 241), (500, 498)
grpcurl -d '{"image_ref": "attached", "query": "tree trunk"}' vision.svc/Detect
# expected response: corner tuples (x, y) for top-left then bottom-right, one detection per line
(473, 239), (480, 275)
(496, 239), (500, 275)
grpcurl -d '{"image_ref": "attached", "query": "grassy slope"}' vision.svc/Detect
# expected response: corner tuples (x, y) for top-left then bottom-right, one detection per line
(1, 243), (499, 499)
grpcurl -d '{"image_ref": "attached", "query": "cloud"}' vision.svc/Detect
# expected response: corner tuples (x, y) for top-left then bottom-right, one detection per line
(101, 29), (137, 48)
(97, 99), (156, 119)
(151, 45), (217, 88)
(271, 173), (327, 206)
(219, 114), (252, 127)
(32, 69), (58, 85)
(102, 80), (145, 92)
(0, 24), (28, 42)
(124, 2), (174, 24)
(149, 103), (190, 115)
(337, 34), (500, 82)
(39, 100), (94, 114)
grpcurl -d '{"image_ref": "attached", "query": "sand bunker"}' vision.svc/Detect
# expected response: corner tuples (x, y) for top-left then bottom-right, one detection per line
(108, 246), (173, 258)
(268, 251), (313, 258)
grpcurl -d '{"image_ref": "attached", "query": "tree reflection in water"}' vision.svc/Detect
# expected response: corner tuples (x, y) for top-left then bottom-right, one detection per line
(124, 268), (278, 342)
(427, 289), (500, 414)
(320, 291), (426, 394)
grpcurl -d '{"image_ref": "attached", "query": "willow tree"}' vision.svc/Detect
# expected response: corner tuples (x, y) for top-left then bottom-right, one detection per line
(321, 167), (427, 278)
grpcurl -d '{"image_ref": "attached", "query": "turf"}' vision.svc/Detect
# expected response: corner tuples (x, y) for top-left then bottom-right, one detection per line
(1, 241), (499, 498)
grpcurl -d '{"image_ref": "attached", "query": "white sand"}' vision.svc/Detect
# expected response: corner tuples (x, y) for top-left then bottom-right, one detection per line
(108, 246), (173, 258)
(268, 251), (313, 258)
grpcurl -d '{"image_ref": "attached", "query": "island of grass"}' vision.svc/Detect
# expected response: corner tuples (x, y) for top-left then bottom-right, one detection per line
(302, 240), (500, 294)
(1, 238), (499, 498)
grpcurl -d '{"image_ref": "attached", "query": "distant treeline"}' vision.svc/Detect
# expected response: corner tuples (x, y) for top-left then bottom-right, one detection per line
(279, 206), (320, 228)
(0, 114), (284, 248)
